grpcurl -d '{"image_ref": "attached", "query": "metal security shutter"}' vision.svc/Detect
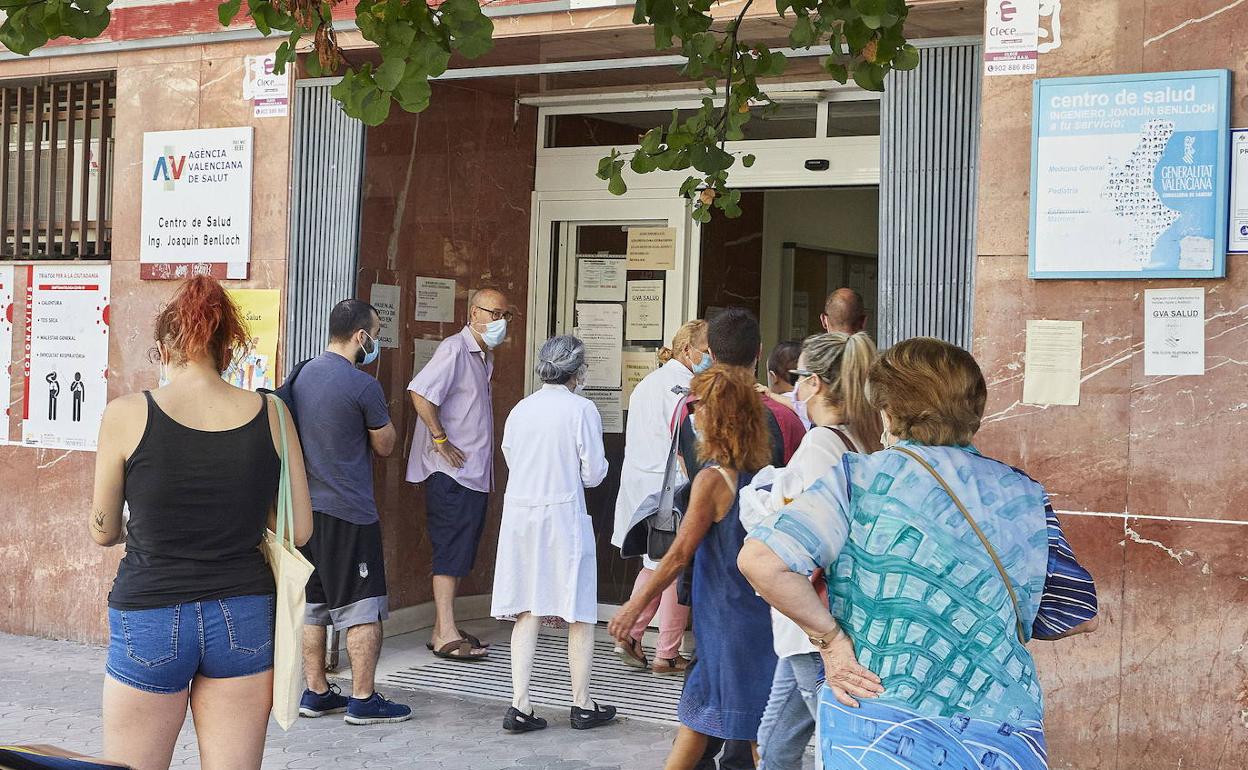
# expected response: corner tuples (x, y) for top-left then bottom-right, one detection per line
(877, 41), (982, 350)
(284, 78), (366, 373)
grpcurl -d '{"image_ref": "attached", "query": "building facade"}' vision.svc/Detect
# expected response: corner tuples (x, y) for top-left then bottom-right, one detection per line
(0, 1), (1244, 767)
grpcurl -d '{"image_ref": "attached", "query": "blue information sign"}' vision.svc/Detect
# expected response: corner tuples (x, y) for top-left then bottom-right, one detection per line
(1029, 69), (1231, 279)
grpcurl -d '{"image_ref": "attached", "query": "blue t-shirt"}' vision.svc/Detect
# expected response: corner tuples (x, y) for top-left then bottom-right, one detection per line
(292, 352), (391, 524)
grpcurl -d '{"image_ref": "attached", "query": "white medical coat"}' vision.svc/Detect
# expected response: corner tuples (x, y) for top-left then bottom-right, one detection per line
(491, 384), (609, 624)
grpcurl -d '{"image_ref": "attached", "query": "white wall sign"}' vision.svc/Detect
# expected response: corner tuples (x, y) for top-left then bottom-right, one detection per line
(243, 54), (290, 118)
(140, 127), (254, 280)
(1022, 319), (1082, 406)
(413, 337), (441, 379)
(1229, 129), (1248, 253)
(626, 227), (677, 270)
(23, 265), (110, 450)
(583, 388), (623, 433)
(1144, 288), (1205, 376)
(415, 277), (456, 322)
(984, 0), (1039, 77)
(0, 265), (13, 444)
(369, 284), (402, 349)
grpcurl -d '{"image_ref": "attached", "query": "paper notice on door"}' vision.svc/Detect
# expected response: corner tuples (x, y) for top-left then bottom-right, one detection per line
(577, 257), (627, 302)
(414, 277), (456, 322)
(574, 302), (624, 388)
(622, 349), (658, 407)
(626, 280), (664, 340)
(626, 227), (677, 270)
(369, 284), (401, 348)
(413, 337), (441, 379)
(791, 291), (810, 338)
(1144, 288), (1205, 376)
(583, 388), (624, 433)
(1022, 320), (1083, 406)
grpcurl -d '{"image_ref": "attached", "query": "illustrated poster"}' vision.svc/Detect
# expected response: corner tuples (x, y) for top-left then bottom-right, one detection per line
(223, 289), (280, 391)
(0, 266), (13, 444)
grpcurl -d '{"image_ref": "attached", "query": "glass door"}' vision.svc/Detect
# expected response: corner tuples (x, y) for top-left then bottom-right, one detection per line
(526, 195), (695, 615)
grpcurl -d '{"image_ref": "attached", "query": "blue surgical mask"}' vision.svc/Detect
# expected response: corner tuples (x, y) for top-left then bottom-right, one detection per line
(481, 318), (508, 349)
(357, 332), (380, 366)
(691, 352), (712, 374)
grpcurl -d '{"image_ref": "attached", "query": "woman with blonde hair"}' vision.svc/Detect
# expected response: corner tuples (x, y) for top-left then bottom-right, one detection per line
(609, 364), (776, 769)
(741, 331), (881, 768)
(610, 319), (710, 674)
(742, 337), (1099, 770)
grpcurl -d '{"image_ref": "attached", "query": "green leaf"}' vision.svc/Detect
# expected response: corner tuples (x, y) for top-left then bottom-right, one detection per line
(303, 51), (324, 78)
(789, 16), (816, 47)
(440, 0), (495, 59)
(375, 54), (406, 91)
(851, 0), (888, 14)
(823, 58), (848, 83)
(893, 43), (919, 71)
(852, 60), (886, 91)
(742, 153), (756, 168)
(218, 0), (242, 26)
(358, 86), (393, 125)
(394, 75), (432, 112)
(608, 172), (628, 196)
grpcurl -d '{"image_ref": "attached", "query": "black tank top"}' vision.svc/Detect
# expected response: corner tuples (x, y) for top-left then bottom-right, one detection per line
(107, 392), (280, 610)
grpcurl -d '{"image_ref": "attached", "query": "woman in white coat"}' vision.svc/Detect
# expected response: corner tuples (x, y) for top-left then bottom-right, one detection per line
(609, 319), (710, 674)
(492, 335), (617, 733)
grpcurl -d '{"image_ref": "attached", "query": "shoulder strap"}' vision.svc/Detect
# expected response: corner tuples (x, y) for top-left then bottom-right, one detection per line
(709, 465), (737, 497)
(268, 394), (295, 548)
(893, 446), (1027, 645)
(823, 425), (859, 454)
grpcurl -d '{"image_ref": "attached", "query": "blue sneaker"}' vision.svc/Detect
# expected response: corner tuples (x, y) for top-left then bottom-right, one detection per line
(345, 692), (413, 725)
(299, 683), (349, 718)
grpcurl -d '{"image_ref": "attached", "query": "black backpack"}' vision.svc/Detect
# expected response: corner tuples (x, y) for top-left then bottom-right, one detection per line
(259, 358), (312, 429)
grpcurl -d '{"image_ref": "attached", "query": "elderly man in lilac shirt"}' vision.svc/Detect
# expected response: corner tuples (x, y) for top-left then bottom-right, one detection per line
(408, 288), (511, 660)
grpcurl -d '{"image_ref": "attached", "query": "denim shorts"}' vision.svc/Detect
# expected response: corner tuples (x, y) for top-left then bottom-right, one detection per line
(106, 594), (275, 694)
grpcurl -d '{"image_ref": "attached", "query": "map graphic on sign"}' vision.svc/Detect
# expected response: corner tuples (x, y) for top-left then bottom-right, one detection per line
(1030, 70), (1229, 279)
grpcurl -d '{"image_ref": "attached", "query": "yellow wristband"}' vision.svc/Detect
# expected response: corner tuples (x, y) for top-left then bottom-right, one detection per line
(433, 435), (448, 445)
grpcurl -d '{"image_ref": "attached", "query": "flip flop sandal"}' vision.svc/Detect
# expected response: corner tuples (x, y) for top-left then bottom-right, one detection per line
(426, 629), (490, 651)
(431, 638), (488, 661)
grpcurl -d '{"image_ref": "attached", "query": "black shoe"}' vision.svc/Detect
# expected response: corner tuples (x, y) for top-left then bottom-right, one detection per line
(503, 706), (548, 733)
(570, 701), (617, 730)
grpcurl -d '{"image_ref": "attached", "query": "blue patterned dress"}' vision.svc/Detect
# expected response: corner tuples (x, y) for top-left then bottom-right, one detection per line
(748, 442), (1098, 770)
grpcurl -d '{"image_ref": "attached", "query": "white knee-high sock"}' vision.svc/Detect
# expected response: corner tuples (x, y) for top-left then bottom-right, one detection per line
(511, 613), (541, 713)
(568, 621), (594, 709)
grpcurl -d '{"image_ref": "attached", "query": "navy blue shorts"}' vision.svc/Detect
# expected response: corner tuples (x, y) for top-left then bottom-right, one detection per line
(106, 594), (275, 694)
(425, 472), (489, 577)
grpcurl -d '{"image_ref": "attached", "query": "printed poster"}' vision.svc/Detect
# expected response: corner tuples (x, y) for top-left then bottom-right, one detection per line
(576, 257), (627, 302)
(1022, 320), (1083, 406)
(23, 265), (110, 450)
(984, 0), (1038, 77)
(1030, 70), (1230, 279)
(242, 54), (290, 118)
(140, 127), (254, 280)
(626, 227), (677, 270)
(791, 291), (810, 339)
(413, 337), (441, 379)
(574, 302), (623, 388)
(622, 350), (657, 407)
(583, 388), (624, 434)
(415, 277), (456, 322)
(1229, 129), (1248, 252)
(626, 280), (664, 340)
(223, 289), (280, 392)
(0, 266), (13, 444)
(1144, 288), (1205, 376)
(370, 283), (401, 348)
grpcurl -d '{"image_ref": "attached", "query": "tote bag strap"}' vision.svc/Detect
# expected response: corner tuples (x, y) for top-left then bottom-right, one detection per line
(269, 394), (295, 550)
(823, 425), (860, 454)
(893, 446), (1027, 645)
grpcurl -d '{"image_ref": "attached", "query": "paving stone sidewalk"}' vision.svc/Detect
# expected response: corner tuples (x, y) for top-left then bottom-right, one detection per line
(0, 632), (675, 769)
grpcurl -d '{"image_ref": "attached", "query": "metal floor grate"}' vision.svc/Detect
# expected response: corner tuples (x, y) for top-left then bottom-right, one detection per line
(379, 634), (685, 725)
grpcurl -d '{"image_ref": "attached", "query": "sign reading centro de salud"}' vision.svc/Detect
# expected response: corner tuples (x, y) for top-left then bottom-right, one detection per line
(140, 127), (254, 281)
(1030, 70), (1230, 279)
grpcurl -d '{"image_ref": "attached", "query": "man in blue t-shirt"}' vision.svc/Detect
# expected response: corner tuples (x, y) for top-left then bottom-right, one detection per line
(294, 299), (411, 725)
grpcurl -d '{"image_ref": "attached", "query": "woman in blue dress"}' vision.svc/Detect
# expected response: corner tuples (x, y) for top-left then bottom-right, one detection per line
(609, 364), (777, 769)
(740, 338), (1100, 770)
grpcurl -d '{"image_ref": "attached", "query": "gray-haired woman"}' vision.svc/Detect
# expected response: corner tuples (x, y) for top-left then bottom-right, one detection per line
(490, 335), (617, 733)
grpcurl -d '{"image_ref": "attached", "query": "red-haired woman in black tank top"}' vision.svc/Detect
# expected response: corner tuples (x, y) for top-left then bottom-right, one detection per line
(89, 275), (313, 770)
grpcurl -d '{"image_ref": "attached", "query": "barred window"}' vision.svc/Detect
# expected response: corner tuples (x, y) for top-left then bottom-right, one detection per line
(0, 74), (115, 260)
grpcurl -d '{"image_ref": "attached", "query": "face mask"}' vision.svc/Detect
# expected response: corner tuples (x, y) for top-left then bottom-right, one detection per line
(691, 352), (713, 374)
(157, 345), (170, 387)
(480, 318), (507, 349)
(794, 376), (817, 423)
(356, 332), (380, 366)
(574, 379), (587, 395)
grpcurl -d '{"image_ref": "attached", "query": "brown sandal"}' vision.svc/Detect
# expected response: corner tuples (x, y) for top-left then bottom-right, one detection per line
(426, 629), (490, 651)
(431, 638), (488, 661)
(613, 636), (648, 669)
(651, 654), (690, 676)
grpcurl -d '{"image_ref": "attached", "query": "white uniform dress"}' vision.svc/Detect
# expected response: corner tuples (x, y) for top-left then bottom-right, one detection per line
(610, 358), (693, 569)
(491, 384), (610, 624)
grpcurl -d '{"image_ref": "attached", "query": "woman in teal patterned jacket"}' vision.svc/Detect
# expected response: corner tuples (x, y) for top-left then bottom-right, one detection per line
(740, 337), (1100, 770)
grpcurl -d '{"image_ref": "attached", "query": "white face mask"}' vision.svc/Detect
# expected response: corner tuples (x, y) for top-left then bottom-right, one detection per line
(480, 318), (507, 349)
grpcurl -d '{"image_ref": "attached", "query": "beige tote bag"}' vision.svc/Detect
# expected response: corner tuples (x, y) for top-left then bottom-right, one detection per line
(263, 395), (315, 730)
